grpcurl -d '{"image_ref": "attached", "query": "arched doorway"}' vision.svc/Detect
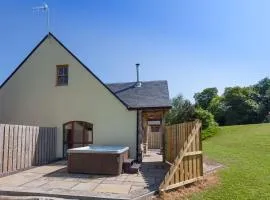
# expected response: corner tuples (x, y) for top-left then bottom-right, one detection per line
(63, 121), (93, 157)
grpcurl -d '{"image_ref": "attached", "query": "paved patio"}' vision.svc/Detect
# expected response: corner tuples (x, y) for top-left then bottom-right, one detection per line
(0, 150), (168, 199)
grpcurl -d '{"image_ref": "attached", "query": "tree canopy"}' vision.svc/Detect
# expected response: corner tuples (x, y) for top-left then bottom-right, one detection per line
(194, 87), (218, 110)
(165, 94), (195, 125)
(166, 77), (270, 128)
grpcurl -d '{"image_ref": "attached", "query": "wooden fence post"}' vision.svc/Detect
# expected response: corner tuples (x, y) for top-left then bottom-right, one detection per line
(0, 124), (4, 173)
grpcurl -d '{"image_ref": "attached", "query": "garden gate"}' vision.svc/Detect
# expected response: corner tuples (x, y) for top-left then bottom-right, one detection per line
(160, 120), (203, 192)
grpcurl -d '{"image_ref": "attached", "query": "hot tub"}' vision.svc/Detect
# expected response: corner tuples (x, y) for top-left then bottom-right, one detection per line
(67, 145), (129, 175)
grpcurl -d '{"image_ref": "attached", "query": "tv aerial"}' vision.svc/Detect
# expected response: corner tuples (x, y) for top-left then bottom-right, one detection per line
(33, 2), (50, 34)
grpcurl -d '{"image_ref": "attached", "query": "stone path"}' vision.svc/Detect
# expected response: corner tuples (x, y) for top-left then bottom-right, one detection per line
(203, 155), (223, 175)
(0, 150), (168, 199)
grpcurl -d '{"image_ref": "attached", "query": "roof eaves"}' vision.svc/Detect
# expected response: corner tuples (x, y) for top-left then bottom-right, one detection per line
(128, 106), (172, 110)
(0, 34), (50, 89)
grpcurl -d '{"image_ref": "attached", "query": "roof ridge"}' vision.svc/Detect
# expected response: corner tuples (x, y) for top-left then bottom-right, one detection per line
(106, 80), (167, 85)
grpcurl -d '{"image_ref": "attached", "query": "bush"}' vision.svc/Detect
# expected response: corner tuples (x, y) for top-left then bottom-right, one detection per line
(195, 107), (217, 129)
(195, 107), (218, 139)
(202, 126), (219, 140)
(263, 114), (270, 123)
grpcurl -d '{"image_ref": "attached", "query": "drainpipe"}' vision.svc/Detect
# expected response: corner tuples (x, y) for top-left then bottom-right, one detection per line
(136, 110), (139, 162)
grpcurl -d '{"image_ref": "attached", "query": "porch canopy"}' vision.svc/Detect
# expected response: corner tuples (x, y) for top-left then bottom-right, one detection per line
(107, 80), (171, 161)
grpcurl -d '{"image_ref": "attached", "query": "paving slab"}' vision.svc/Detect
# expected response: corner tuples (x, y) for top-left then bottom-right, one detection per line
(26, 166), (65, 174)
(21, 179), (48, 187)
(0, 175), (33, 187)
(115, 176), (128, 181)
(94, 183), (131, 194)
(101, 180), (126, 185)
(41, 180), (78, 190)
(125, 176), (155, 184)
(0, 151), (169, 199)
(130, 186), (145, 193)
(71, 182), (98, 191)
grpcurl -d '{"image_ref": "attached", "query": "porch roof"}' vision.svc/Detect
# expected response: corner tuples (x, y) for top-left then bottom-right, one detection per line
(106, 80), (171, 110)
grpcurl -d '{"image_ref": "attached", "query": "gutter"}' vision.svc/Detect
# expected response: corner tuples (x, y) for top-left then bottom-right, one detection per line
(128, 106), (172, 111)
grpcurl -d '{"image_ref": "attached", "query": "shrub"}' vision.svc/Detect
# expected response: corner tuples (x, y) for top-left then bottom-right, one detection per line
(195, 107), (217, 129)
(263, 114), (270, 123)
(202, 125), (219, 140)
(195, 107), (218, 139)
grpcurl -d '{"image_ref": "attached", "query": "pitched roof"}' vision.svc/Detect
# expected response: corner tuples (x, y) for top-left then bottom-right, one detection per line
(107, 80), (171, 109)
(0, 32), (128, 108)
(0, 32), (171, 110)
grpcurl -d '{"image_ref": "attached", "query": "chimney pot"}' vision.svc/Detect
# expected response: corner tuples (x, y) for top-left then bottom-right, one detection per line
(135, 63), (142, 87)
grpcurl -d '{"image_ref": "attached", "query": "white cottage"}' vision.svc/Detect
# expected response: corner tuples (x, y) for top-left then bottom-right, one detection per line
(0, 33), (171, 161)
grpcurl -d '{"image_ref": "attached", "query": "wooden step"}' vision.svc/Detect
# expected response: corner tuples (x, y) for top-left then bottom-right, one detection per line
(123, 158), (134, 165)
(128, 163), (141, 174)
(123, 159), (135, 173)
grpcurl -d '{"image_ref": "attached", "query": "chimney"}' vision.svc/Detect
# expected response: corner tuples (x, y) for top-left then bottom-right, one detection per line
(135, 63), (142, 87)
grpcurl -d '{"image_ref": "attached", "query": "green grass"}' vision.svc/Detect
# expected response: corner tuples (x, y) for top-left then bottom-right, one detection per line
(191, 123), (270, 200)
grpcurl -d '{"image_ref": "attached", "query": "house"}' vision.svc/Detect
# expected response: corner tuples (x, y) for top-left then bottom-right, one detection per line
(0, 33), (171, 161)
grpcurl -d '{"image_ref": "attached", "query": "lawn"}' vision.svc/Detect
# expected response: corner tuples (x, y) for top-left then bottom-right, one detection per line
(191, 123), (270, 200)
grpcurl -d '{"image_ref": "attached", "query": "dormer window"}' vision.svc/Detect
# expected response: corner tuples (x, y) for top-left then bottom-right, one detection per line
(56, 65), (68, 86)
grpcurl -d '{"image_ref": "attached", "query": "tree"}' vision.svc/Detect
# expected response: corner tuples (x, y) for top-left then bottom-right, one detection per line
(194, 87), (218, 110)
(254, 77), (270, 95)
(165, 94), (195, 125)
(223, 86), (260, 125)
(254, 77), (270, 122)
(208, 96), (227, 125)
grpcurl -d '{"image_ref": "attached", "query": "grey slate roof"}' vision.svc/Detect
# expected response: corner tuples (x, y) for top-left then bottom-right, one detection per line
(106, 80), (171, 109)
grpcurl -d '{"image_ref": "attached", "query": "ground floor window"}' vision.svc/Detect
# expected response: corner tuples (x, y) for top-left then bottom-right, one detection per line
(63, 121), (93, 157)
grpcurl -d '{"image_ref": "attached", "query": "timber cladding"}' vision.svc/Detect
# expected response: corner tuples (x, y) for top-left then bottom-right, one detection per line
(160, 120), (203, 192)
(0, 124), (57, 175)
(148, 131), (162, 149)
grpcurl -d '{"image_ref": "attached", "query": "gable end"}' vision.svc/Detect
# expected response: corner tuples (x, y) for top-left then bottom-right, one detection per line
(0, 33), (129, 109)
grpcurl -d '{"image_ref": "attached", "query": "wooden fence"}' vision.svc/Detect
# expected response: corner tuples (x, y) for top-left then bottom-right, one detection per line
(148, 131), (162, 149)
(0, 124), (57, 175)
(160, 120), (203, 192)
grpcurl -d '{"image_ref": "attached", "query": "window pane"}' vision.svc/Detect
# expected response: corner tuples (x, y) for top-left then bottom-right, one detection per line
(57, 67), (61, 75)
(64, 76), (68, 84)
(84, 130), (93, 143)
(63, 144), (68, 158)
(73, 143), (83, 148)
(63, 67), (68, 75)
(73, 122), (84, 143)
(58, 67), (64, 75)
(57, 77), (60, 85)
(57, 76), (63, 85)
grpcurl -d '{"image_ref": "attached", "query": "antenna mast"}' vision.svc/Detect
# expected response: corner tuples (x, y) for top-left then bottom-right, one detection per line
(33, 2), (50, 34)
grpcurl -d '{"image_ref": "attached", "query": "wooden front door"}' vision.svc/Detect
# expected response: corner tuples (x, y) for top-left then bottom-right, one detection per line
(63, 121), (93, 157)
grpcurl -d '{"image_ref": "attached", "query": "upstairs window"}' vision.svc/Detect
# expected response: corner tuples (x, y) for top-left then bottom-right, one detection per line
(56, 65), (68, 86)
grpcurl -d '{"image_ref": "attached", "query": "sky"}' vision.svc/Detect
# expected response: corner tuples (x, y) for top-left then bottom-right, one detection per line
(0, 0), (270, 101)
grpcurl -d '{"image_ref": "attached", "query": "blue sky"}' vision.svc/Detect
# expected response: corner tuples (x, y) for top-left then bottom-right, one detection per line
(0, 0), (270, 101)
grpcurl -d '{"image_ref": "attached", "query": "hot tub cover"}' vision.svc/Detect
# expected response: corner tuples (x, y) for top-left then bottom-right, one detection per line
(67, 145), (129, 154)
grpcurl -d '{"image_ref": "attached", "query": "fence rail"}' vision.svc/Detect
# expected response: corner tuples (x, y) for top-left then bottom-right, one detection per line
(0, 124), (57, 175)
(160, 120), (203, 192)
